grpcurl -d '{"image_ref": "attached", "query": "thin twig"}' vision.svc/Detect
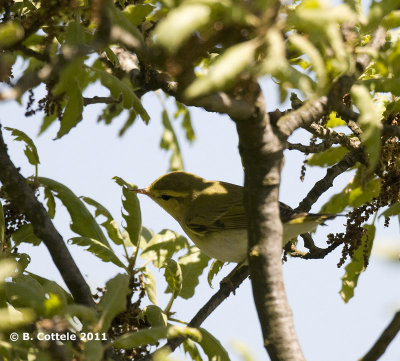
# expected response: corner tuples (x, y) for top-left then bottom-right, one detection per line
(360, 311), (400, 361)
(83, 96), (121, 106)
(296, 149), (363, 212)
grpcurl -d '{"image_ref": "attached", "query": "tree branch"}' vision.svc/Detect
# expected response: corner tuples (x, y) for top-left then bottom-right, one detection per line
(0, 125), (95, 307)
(236, 83), (305, 360)
(83, 96), (121, 106)
(295, 149), (363, 212)
(361, 311), (400, 361)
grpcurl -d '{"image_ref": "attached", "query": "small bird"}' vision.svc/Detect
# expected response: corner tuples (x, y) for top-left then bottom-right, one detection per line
(132, 172), (336, 263)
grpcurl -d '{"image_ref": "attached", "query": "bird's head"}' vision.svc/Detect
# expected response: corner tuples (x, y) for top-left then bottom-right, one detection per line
(132, 172), (209, 221)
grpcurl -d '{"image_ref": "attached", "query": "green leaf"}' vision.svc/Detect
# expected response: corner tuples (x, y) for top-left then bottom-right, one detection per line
(207, 260), (225, 288)
(68, 237), (125, 269)
(326, 112), (346, 128)
(0, 259), (19, 286)
(177, 247), (210, 299)
(351, 84), (382, 170)
(28, 273), (73, 305)
(57, 81), (83, 138)
(82, 340), (103, 361)
(162, 258), (182, 298)
(11, 224), (41, 246)
(382, 10), (400, 29)
(114, 325), (201, 349)
(142, 267), (157, 305)
(5, 274), (46, 313)
(183, 338), (203, 361)
(160, 110), (184, 171)
(364, 0), (400, 32)
(38, 177), (110, 246)
(185, 40), (258, 98)
(197, 327), (230, 361)
(0, 21), (24, 48)
(123, 4), (155, 26)
(362, 78), (400, 96)
(97, 274), (130, 332)
(289, 33), (327, 90)
(141, 230), (189, 268)
(91, 67), (149, 124)
(307, 146), (349, 167)
(112, 176), (142, 247)
(63, 21), (91, 46)
(5, 127), (40, 167)
(139, 305), (167, 327)
(155, 4), (211, 54)
(44, 187), (56, 219)
(82, 197), (124, 246)
(0, 202), (4, 244)
(340, 224), (375, 303)
(0, 308), (35, 331)
(381, 203), (400, 218)
(65, 304), (97, 322)
(114, 326), (168, 349)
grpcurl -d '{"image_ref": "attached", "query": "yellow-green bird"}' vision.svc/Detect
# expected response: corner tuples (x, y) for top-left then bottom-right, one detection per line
(133, 172), (336, 263)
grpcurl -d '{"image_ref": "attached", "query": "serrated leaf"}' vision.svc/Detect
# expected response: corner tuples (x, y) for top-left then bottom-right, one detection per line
(155, 4), (211, 54)
(185, 40), (257, 98)
(142, 267), (157, 305)
(11, 224), (41, 246)
(197, 327), (230, 361)
(351, 84), (382, 170)
(57, 82), (83, 138)
(160, 110), (184, 171)
(44, 186), (56, 219)
(163, 258), (182, 298)
(91, 67), (149, 123)
(68, 237), (125, 269)
(38, 177), (110, 246)
(97, 274), (130, 332)
(5, 127), (40, 167)
(82, 197), (124, 246)
(112, 176), (142, 247)
(207, 260), (225, 288)
(340, 224), (375, 302)
(140, 230), (189, 268)
(0, 308), (35, 331)
(307, 146), (349, 167)
(176, 247), (210, 299)
(140, 305), (167, 327)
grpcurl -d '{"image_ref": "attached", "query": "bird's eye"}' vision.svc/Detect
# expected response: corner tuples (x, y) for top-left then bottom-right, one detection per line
(161, 195), (171, 201)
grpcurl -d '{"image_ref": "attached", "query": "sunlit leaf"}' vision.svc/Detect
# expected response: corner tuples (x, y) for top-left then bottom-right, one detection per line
(307, 146), (349, 167)
(197, 327), (230, 361)
(0, 308), (35, 331)
(123, 4), (155, 26)
(185, 40), (258, 98)
(155, 4), (211, 54)
(163, 258), (182, 298)
(0, 21), (24, 48)
(142, 267), (157, 305)
(351, 84), (382, 170)
(207, 260), (225, 288)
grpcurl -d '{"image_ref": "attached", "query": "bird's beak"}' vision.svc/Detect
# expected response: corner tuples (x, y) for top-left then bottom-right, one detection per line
(130, 188), (149, 195)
